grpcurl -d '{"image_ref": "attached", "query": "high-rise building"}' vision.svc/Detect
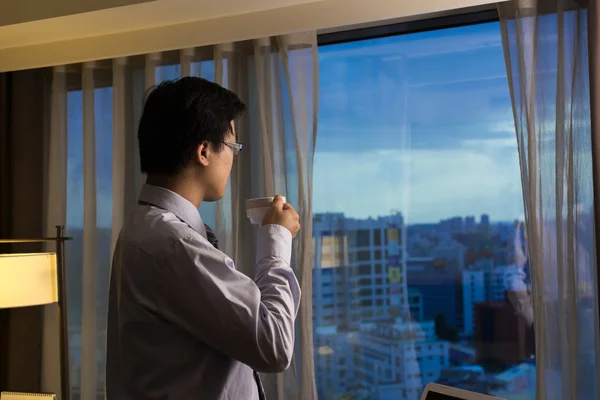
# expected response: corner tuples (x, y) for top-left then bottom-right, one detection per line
(465, 216), (477, 232)
(474, 300), (535, 365)
(480, 214), (490, 227)
(406, 257), (459, 328)
(439, 216), (464, 233)
(406, 239), (465, 330)
(461, 269), (485, 336)
(313, 213), (450, 400)
(313, 212), (407, 327)
(485, 264), (522, 301)
(314, 326), (357, 398)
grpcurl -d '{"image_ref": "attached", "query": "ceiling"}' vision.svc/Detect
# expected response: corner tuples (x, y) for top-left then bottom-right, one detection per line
(0, 0), (156, 27)
(0, 0), (500, 72)
(0, 0), (321, 50)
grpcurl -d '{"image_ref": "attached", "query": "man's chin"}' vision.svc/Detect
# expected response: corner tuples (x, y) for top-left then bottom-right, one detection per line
(204, 193), (225, 203)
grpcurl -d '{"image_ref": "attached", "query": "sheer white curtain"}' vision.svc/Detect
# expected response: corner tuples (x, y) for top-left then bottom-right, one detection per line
(43, 63), (115, 400)
(207, 34), (319, 399)
(43, 34), (318, 400)
(499, 1), (600, 399)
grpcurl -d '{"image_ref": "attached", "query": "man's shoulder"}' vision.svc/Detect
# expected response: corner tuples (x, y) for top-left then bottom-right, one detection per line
(118, 206), (201, 257)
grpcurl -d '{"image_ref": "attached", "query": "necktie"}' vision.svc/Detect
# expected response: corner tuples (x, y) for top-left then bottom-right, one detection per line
(204, 224), (266, 400)
(204, 223), (220, 249)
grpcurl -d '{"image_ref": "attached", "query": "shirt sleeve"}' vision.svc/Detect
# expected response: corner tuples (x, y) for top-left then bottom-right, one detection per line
(154, 224), (301, 373)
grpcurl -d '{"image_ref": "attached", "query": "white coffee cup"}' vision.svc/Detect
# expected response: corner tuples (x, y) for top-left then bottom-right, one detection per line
(246, 196), (286, 225)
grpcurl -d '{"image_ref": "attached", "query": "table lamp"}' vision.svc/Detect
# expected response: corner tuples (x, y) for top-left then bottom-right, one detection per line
(0, 226), (71, 400)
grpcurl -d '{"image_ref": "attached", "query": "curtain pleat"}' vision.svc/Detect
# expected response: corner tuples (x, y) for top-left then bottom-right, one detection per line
(131, 67), (146, 209)
(587, 0), (600, 398)
(211, 42), (235, 258)
(42, 66), (68, 400)
(254, 38), (278, 197)
(214, 42), (254, 269)
(180, 48), (193, 79)
(145, 53), (159, 90)
(81, 62), (98, 400)
(111, 58), (127, 261)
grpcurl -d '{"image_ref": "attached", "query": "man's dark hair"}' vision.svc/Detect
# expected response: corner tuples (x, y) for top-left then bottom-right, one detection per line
(138, 77), (246, 175)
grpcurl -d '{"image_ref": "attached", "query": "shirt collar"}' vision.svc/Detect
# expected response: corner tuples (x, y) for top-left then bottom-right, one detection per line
(138, 184), (207, 239)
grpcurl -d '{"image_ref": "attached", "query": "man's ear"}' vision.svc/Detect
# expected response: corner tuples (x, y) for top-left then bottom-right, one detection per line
(197, 142), (210, 167)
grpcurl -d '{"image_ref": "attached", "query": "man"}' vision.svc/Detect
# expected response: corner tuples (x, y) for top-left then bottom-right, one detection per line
(106, 77), (301, 400)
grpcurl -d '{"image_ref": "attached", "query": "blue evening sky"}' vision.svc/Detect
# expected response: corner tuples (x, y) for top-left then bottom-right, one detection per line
(66, 21), (525, 228)
(313, 21), (523, 223)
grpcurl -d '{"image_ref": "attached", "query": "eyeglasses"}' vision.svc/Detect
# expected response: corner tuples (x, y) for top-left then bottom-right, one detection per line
(222, 141), (243, 156)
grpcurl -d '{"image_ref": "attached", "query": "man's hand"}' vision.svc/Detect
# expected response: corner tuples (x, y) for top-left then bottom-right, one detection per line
(262, 195), (301, 237)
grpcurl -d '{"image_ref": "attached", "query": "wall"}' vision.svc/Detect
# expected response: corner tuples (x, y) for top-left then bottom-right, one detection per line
(0, 0), (155, 27)
(0, 69), (51, 392)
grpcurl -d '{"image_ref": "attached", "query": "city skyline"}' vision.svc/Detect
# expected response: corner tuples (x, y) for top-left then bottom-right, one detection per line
(311, 204), (534, 399)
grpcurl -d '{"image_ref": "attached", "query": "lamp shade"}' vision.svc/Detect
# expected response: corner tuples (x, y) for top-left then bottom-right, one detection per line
(0, 252), (58, 308)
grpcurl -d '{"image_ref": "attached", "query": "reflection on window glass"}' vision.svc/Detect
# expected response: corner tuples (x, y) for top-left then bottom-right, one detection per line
(312, 22), (535, 400)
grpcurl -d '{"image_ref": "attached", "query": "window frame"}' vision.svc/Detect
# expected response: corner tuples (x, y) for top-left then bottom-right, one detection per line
(317, 9), (499, 47)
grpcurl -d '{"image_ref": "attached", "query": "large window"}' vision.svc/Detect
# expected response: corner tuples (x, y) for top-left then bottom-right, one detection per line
(312, 16), (535, 400)
(62, 11), (538, 400)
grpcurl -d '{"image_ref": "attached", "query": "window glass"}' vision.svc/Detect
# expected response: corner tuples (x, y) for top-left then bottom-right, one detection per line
(313, 21), (534, 400)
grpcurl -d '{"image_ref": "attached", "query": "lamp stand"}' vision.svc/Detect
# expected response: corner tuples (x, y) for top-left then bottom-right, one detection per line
(55, 226), (70, 400)
(0, 226), (72, 400)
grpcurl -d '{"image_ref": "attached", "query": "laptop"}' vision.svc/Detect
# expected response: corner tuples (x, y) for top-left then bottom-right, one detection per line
(419, 383), (505, 400)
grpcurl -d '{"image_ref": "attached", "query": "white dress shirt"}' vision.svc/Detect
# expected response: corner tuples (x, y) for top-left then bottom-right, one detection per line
(106, 184), (301, 399)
